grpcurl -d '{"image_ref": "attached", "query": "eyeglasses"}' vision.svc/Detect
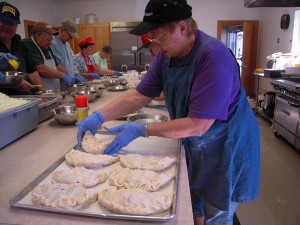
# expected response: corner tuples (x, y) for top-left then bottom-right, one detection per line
(147, 32), (167, 44)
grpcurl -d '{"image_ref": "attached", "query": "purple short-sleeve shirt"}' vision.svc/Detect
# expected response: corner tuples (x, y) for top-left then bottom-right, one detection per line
(136, 30), (241, 121)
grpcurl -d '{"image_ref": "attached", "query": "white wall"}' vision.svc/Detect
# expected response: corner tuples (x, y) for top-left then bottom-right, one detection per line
(7, 0), (57, 38)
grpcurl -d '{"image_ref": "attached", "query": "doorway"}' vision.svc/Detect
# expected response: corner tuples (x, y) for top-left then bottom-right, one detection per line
(217, 20), (259, 97)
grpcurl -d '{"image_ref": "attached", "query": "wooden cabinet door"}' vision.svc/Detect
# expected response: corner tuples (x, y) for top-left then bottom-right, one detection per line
(69, 23), (112, 69)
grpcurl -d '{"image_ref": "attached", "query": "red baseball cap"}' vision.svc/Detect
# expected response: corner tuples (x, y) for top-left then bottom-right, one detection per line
(78, 36), (95, 47)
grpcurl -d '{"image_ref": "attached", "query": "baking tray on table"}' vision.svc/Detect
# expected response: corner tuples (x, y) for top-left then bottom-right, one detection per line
(10, 132), (181, 222)
(13, 95), (62, 123)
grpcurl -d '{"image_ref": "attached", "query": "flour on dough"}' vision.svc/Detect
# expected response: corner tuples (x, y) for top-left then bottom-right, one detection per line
(32, 183), (98, 210)
(119, 153), (176, 171)
(98, 186), (173, 215)
(82, 131), (111, 154)
(65, 149), (119, 168)
(109, 167), (174, 191)
(52, 167), (108, 188)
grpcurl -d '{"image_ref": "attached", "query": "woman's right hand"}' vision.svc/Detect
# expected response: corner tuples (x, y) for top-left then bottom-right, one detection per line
(76, 111), (104, 146)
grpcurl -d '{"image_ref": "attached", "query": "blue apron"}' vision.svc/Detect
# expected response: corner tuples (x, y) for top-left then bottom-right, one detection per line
(162, 38), (260, 211)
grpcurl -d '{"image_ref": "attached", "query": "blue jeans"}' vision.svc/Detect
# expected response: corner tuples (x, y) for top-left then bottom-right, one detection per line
(204, 201), (238, 225)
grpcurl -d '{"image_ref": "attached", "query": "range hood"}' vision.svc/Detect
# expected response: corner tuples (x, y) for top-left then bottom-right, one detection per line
(244, 0), (300, 7)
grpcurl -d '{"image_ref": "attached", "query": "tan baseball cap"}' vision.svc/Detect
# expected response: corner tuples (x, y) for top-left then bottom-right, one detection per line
(61, 19), (79, 39)
(32, 22), (57, 34)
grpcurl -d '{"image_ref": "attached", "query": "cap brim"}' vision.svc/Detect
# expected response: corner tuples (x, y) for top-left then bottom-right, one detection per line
(129, 22), (162, 35)
(0, 15), (20, 24)
(69, 32), (79, 39)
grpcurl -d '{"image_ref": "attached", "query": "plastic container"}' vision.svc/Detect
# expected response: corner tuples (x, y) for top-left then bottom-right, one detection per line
(75, 96), (88, 122)
(0, 97), (41, 149)
(13, 95), (62, 123)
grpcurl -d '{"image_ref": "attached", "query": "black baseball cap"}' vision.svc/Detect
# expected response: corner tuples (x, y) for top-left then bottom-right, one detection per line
(0, 2), (20, 24)
(130, 0), (192, 35)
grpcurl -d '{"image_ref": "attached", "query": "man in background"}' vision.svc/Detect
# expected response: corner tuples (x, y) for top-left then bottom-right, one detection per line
(51, 19), (86, 89)
(22, 22), (75, 90)
(93, 45), (112, 69)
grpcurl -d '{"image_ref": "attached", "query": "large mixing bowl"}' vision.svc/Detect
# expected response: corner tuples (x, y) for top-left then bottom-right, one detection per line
(0, 71), (26, 86)
(87, 86), (104, 97)
(66, 84), (86, 93)
(50, 105), (77, 125)
(71, 90), (97, 102)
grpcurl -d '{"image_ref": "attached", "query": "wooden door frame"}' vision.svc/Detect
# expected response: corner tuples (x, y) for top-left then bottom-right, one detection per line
(217, 20), (259, 97)
(24, 19), (36, 38)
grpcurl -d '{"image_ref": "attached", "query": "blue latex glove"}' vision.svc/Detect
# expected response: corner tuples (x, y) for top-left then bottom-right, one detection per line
(0, 53), (19, 69)
(61, 72), (75, 87)
(104, 123), (145, 155)
(0, 71), (5, 84)
(76, 111), (104, 147)
(87, 73), (101, 79)
(74, 73), (86, 82)
(113, 71), (123, 77)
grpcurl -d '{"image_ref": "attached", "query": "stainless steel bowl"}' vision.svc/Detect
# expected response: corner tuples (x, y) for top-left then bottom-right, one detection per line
(50, 105), (77, 125)
(102, 79), (119, 87)
(71, 90), (97, 102)
(0, 71), (26, 86)
(107, 85), (128, 92)
(87, 86), (104, 97)
(36, 89), (66, 100)
(127, 113), (168, 123)
(116, 109), (144, 120)
(66, 84), (86, 93)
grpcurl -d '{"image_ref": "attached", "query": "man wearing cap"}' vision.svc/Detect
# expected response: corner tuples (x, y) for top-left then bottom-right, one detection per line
(0, 1), (44, 94)
(76, 1), (260, 224)
(22, 21), (75, 90)
(50, 19), (87, 87)
(73, 36), (123, 78)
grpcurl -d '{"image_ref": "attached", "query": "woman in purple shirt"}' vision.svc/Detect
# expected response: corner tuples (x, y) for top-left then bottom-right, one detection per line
(76, 1), (260, 224)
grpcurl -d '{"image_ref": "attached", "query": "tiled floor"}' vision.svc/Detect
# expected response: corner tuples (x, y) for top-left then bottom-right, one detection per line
(236, 116), (300, 225)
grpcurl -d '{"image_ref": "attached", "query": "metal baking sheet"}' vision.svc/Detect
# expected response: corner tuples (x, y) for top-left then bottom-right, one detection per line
(10, 134), (181, 222)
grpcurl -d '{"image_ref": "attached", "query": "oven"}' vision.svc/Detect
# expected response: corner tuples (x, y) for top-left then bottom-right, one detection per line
(271, 79), (300, 150)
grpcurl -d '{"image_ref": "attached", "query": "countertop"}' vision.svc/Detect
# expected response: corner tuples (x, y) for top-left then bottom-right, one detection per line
(0, 86), (194, 225)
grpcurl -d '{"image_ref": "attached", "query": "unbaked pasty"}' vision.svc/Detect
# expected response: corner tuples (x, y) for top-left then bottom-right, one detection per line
(52, 167), (108, 188)
(119, 154), (176, 171)
(32, 183), (98, 210)
(82, 131), (111, 154)
(98, 186), (173, 215)
(109, 167), (174, 191)
(65, 149), (119, 168)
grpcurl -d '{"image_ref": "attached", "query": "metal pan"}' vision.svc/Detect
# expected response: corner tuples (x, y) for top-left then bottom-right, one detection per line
(127, 113), (168, 123)
(116, 109), (144, 120)
(107, 85), (128, 92)
(146, 100), (166, 108)
(10, 136), (181, 222)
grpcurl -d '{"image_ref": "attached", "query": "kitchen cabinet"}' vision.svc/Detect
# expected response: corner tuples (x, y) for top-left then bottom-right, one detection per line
(69, 23), (112, 69)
